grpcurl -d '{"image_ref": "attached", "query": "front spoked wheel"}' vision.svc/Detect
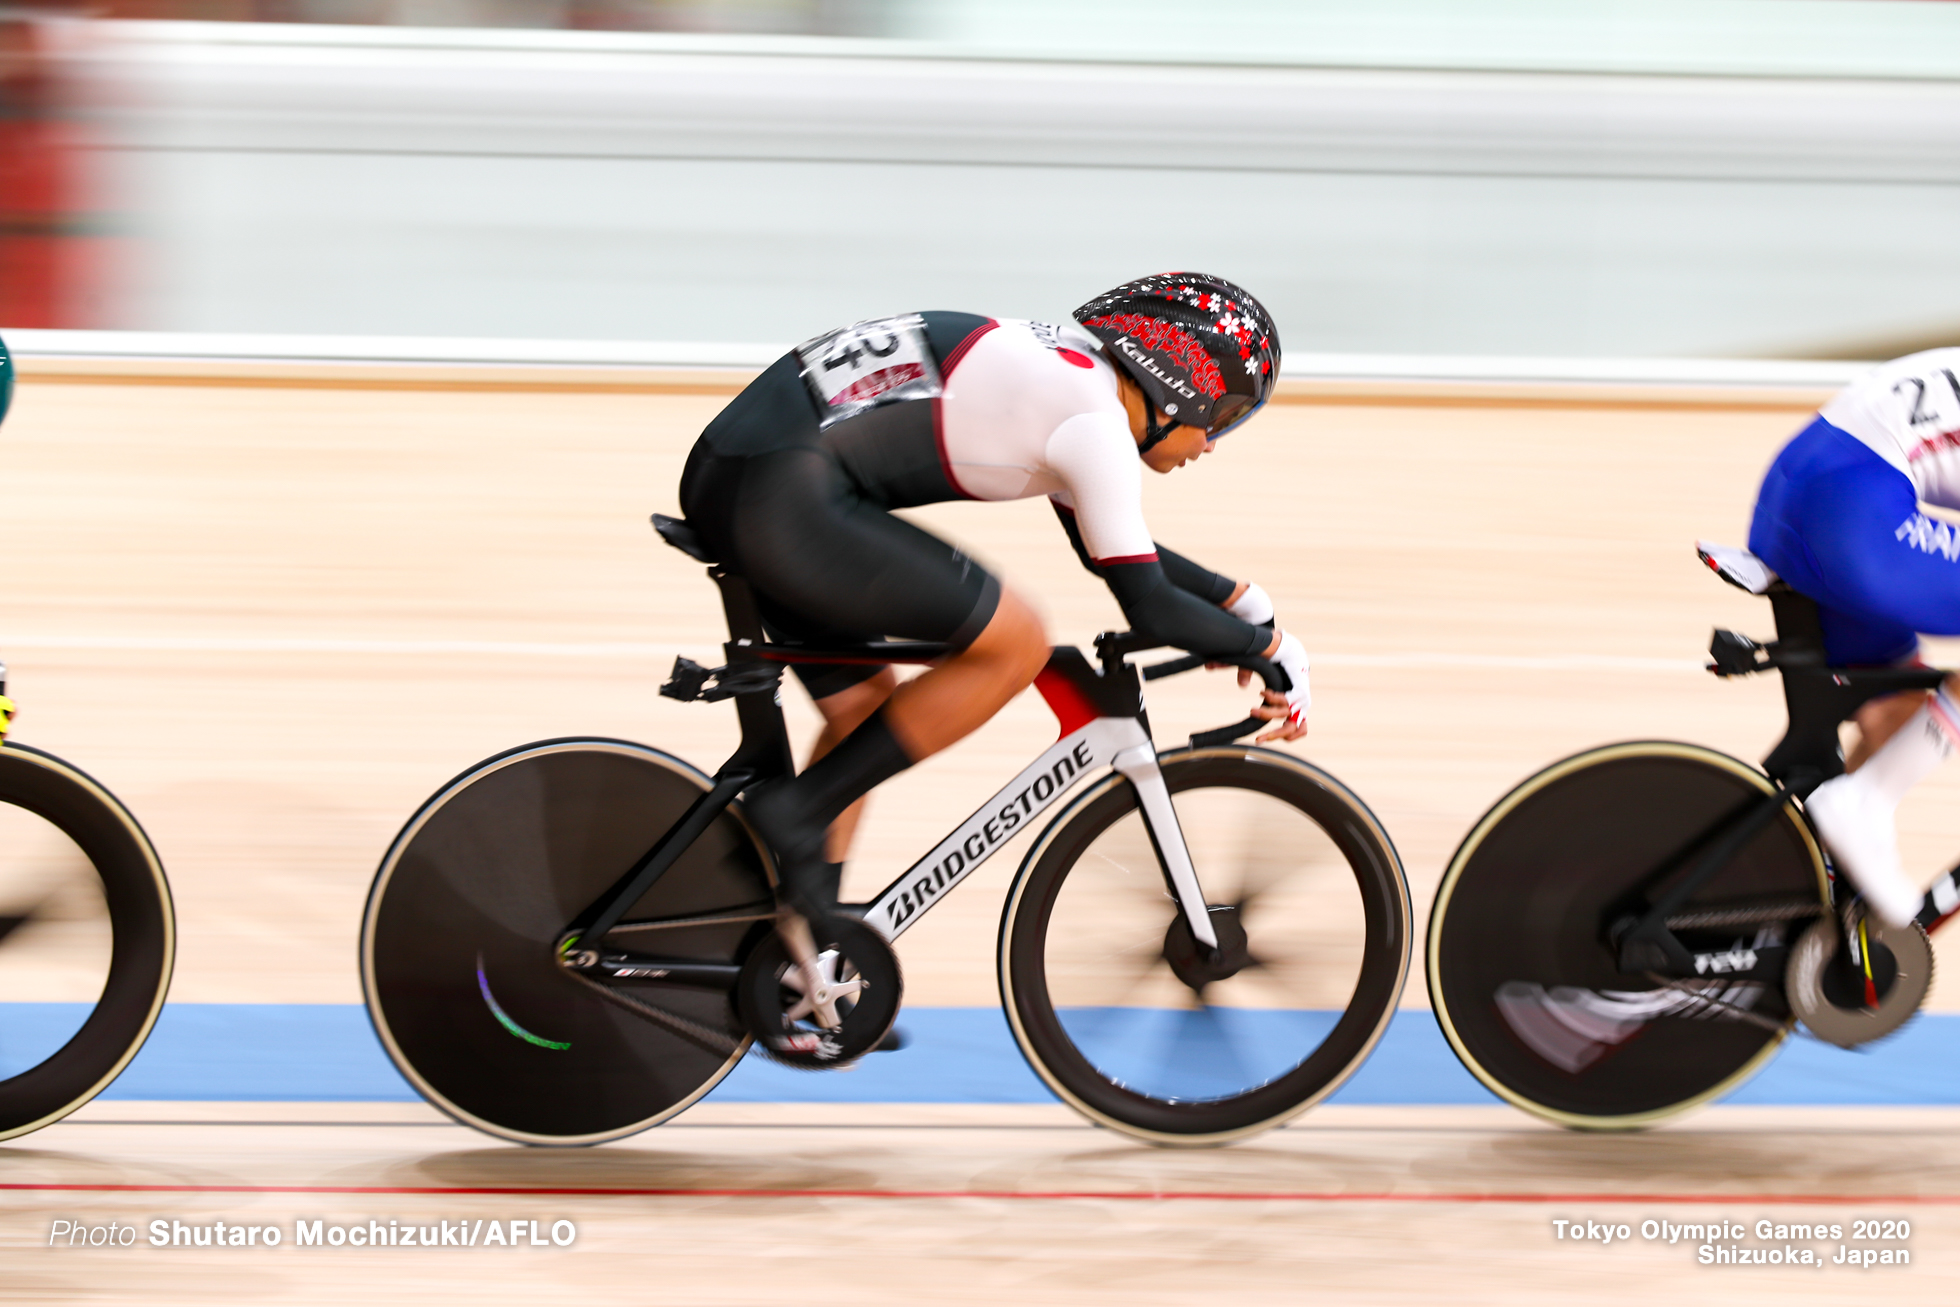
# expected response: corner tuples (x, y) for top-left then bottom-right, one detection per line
(361, 739), (773, 1145)
(999, 747), (1411, 1146)
(1428, 742), (1828, 1130)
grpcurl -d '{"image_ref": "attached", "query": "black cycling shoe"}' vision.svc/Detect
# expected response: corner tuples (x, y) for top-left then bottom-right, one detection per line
(741, 782), (839, 917)
(741, 709), (913, 915)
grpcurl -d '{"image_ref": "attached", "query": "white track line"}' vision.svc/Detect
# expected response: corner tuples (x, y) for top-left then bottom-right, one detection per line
(5, 330), (1870, 390)
(0, 635), (1705, 673)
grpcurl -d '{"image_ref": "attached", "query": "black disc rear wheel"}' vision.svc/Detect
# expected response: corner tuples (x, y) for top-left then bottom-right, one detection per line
(0, 743), (173, 1141)
(1428, 742), (1826, 1129)
(361, 739), (772, 1145)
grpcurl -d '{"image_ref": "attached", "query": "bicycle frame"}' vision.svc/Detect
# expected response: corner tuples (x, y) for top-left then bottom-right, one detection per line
(1612, 581), (1960, 979)
(863, 668), (1191, 943)
(562, 562), (1257, 967)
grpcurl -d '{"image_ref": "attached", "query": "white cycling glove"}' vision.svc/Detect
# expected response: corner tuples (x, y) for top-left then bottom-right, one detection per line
(1227, 581), (1274, 627)
(1270, 630), (1312, 730)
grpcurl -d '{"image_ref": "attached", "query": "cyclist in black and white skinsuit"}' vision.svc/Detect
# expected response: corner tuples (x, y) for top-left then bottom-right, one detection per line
(677, 274), (1307, 927)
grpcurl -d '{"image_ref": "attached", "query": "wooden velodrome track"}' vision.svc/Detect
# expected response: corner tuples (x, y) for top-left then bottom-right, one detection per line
(5, 358), (1960, 1302)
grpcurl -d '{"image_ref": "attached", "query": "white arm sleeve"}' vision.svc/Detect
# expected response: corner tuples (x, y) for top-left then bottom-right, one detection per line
(1228, 582), (1274, 625)
(1042, 413), (1157, 563)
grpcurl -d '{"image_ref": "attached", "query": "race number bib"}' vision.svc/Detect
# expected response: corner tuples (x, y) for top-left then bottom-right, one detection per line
(795, 314), (942, 428)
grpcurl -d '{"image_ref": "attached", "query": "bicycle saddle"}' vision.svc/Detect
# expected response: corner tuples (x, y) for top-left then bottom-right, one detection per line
(652, 513), (717, 564)
(1696, 540), (1777, 595)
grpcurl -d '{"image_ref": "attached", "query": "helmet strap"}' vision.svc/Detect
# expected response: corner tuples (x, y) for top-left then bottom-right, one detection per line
(1138, 413), (1179, 455)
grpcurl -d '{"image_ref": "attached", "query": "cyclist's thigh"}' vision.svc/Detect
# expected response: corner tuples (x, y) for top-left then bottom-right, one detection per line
(722, 447), (1002, 648)
(1754, 434), (1960, 659)
(756, 595), (887, 700)
(1814, 604), (1920, 668)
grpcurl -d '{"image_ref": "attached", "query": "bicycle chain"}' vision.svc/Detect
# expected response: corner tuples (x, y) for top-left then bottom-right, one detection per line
(601, 904), (778, 938)
(1664, 900), (1824, 930)
(1640, 972), (1790, 1035)
(564, 968), (742, 1057)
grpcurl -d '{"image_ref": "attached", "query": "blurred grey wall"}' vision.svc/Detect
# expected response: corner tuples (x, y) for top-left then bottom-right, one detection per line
(65, 15), (1960, 356)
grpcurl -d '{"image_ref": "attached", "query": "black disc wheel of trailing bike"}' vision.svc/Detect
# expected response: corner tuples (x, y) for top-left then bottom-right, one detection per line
(1427, 742), (1828, 1130)
(361, 739), (775, 1146)
(0, 742), (174, 1141)
(998, 746), (1411, 1147)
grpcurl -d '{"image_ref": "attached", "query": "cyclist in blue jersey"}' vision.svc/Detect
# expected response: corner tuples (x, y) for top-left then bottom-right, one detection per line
(675, 274), (1309, 935)
(1745, 348), (1960, 926)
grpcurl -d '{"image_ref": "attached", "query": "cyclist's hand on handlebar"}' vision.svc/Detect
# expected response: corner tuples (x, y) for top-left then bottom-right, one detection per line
(1252, 630), (1311, 742)
(1252, 687), (1306, 741)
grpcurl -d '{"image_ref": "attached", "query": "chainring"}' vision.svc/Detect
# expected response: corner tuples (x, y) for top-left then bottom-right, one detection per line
(1786, 913), (1932, 1049)
(736, 912), (901, 1069)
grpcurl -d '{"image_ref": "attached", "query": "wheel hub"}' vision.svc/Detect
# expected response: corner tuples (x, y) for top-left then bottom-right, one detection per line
(1163, 904), (1250, 993)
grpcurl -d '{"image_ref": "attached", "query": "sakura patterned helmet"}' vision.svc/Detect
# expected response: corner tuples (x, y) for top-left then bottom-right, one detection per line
(1073, 273), (1280, 445)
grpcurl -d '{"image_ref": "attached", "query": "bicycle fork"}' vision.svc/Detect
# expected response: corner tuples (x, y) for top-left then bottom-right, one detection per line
(1113, 743), (1220, 952)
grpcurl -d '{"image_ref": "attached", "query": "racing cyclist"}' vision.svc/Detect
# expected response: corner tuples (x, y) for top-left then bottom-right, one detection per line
(1744, 348), (1960, 926)
(673, 273), (1310, 949)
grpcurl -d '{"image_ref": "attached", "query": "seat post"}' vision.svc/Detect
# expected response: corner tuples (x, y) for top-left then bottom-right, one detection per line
(1758, 585), (1843, 794)
(707, 566), (795, 784)
(1765, 583), (1826, 662)
(710, 566), (768, 645)
(1757, 583), (1947, 795)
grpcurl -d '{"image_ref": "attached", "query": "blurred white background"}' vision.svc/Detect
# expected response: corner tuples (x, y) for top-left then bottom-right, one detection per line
(7, 0), (1959, 356)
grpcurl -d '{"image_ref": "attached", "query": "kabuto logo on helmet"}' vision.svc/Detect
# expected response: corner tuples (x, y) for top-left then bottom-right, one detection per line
(1073, 273), (1281, 437)
(1085, 313), (1222, 421)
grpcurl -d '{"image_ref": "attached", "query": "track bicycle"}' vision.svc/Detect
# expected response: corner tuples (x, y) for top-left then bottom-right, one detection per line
(0, 658), (175, 1141)
(360, 514), (1412, 1147)
(1427, 543), (1957, 1130)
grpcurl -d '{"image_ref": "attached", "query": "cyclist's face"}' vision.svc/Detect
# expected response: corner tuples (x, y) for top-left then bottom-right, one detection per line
(1142, 423), (1216, 474)
(1114, 372), (1219, 472)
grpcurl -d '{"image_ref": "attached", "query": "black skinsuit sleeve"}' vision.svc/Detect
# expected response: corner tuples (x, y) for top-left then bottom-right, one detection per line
(1050, 502), (1265, 657)
(1051, 502), (1238, 602)
(1157, 544), (1239, 605)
